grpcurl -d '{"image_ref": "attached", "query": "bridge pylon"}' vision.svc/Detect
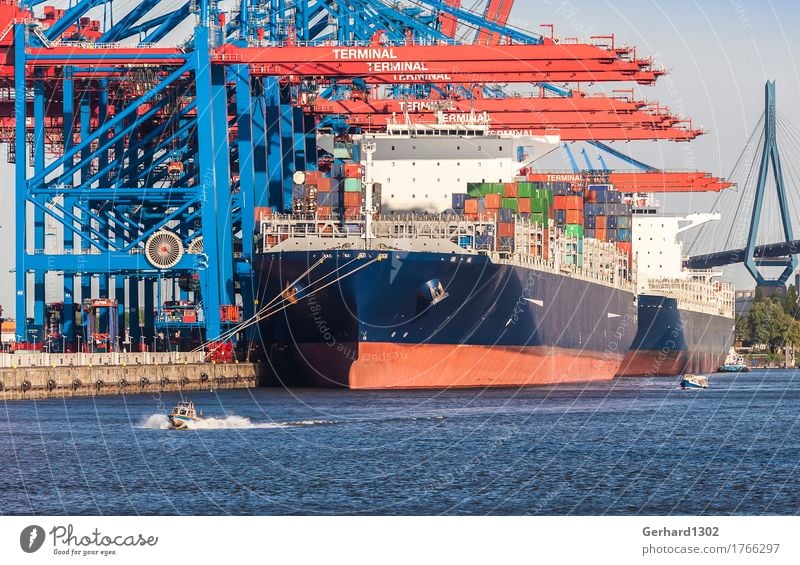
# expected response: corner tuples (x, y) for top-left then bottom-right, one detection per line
(745, 81), (797, 286)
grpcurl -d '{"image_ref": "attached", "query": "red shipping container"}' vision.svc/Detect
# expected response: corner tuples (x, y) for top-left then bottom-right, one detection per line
(305, 171), (321, 185)
(517, 198), (531, 213)
(344, 191), (362, 207)
(465, 199), (479, 214)
(464, 213), (479, 220)
(254, 207), (272, 221)
(553, 195), (567, 210)
(485, 194), (502, 209)
(566, 210), (583, 225)
(503, 183), (518, 198)
(344, 207), (361, 220)
(498, 222), (514, 238)
(616, 242), (633, 263)
(344, 163), (363, 178)
(317, 206), (333, 219)
(595, 228), (608, 241)
(565, 195), (583, 210)
(596, 216), (608, 230)
(316, 176), (331, 192)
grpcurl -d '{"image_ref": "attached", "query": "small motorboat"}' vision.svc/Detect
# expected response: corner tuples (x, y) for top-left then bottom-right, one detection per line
(680, 374), (709, 390)
(718, 349), (750, 373)
(168, 400), (203, 430)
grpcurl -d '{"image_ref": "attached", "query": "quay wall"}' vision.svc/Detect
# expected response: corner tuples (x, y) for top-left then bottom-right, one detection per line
(0, 352), (263, 400)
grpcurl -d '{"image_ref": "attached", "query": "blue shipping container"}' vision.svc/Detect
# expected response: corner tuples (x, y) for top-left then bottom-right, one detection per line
(607, 216), (619, 229)
(585, 216), (596, 229)
(617, 215), (631, 229)
(585, 228), (596, 239)
(608, 191), (622, 204)
(594, 190), (608, 203)
(498, 236), (515, 250)
(498, 208), (514, 222)
(292, 185), (306, 199)
(584, 203), (596, 216)
(317, 191), (342, 207)
(475, 234), (494, 248)
(452, 193), (468, 210)
(617, 229), (632, 242)
(555, 209), (567, 225)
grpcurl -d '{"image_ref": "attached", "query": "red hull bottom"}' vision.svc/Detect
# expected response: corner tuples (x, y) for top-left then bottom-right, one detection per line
(292, 343), (624, 389)
(617, 349), (727, 377)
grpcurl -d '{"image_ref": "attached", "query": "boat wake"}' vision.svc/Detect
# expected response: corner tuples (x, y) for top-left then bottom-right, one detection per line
(137, 414), (340, 430)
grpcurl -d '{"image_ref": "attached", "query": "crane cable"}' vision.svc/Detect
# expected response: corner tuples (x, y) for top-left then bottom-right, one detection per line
(192, 255), (328, 353)
(196, 254), (382, 354)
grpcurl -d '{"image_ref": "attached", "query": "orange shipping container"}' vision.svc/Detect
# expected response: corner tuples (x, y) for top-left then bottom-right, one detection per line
(498, 222), (515, 238)
(595, 228), (608, 241)
(485, 194), (502, 209)
(305, 171), (321, 185)
(316, 176), (332, 192)
(465, 199), (479, 214)
(503, 183), (518, 197)
(344, 191), (362, 207)
(566, 210), (583, 225)
(553, 195), (567, 210)
(584, 190), (597, 203)
(464, 213), (479, 220)
(317, 206), (333, 219)
(344, 163), (363, 178)
(596, 216), (608, 230)
(254, 207), (272, 221)
(517, 198), (531, 213)
(565, 195), (583, 210)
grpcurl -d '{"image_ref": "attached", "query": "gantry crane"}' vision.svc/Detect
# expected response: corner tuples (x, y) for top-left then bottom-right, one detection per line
(1, 0), (727, 348)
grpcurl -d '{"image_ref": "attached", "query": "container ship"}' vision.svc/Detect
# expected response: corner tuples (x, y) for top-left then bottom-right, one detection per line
(254, 124), (638, 389)
(617, 205), (736, 376)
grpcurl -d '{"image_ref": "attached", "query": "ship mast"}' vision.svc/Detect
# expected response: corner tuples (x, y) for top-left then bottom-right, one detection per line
(362, 142), (377, 249)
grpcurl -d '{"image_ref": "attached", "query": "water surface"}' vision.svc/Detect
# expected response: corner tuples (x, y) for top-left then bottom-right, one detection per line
(2, 371), (799, 515)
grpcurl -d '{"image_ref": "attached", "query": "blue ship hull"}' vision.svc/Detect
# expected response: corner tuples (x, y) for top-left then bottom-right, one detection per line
(255, 250), (637, 389)
(619, 294), (735, 377)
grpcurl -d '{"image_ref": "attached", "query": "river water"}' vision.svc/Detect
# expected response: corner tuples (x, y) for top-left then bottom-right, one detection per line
(2, 370), (799, 515)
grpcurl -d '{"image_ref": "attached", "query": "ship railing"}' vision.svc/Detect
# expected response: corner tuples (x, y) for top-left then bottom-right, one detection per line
(645, 277), (735, 317)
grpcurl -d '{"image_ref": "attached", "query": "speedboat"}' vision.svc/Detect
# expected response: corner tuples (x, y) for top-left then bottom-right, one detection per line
(168, 400), (203, 430)
(680, 374), (709, 389)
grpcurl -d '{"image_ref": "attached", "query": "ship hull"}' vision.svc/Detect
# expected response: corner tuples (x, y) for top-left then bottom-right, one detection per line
(617, 295), (735, 377)
(255, 250), (637, 389)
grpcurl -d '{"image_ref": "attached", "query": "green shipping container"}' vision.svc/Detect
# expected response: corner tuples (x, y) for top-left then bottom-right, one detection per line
(565, 224), (584, 239)
(467, 183), (497, 197)
(530, 197), (549, 214)
(344, 178), (362, 192)
(534, 189), (554, 204)
(530, 213), (548, 228)
(502, 198), (518, 211)
(517, 182), (535, 198)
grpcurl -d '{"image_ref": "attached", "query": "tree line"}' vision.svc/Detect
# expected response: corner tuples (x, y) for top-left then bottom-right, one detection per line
(735, 286), (800, 352)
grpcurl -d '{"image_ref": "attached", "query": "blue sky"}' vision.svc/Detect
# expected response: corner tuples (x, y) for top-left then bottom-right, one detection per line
(1, 0), (798, 316)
